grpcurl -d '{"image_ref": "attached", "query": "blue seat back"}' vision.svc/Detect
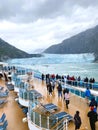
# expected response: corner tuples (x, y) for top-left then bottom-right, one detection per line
(0, 113), (6, 122)
(3, 120), (8, 129)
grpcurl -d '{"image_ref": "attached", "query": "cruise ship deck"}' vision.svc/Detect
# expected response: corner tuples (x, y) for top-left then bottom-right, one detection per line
(0, 77), (98, 130)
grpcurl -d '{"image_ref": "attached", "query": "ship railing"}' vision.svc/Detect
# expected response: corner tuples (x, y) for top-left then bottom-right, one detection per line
(14, 78), (29, 90)
(64, 84), (98, 102)
(28, 109), (69, 130)
(28, 111), (57, 129)
(50, 117), (68, 130)
(19, 89), (43, 102)
(59, 79), (98, 90)
(33, 70), (42, 79)
(28, 100), (73, 130)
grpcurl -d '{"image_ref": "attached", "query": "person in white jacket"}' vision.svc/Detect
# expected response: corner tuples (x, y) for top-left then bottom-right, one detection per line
(64, 88), (70, 109)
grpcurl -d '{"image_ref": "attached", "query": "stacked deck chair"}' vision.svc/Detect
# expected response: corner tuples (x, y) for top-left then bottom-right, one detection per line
(0, 113), (8, 130)
(6, 82), (14, 91)
(0, 90), (9, 98)
(0, 87), (4, 91)
(41, 103), (59, 114)
(0, 99), (7, 108)
(54, 111), (74, 122)
(0, 120), (8, 130)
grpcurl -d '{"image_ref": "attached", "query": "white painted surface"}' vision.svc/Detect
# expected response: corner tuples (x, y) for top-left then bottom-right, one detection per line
(19, 97), (29, 107)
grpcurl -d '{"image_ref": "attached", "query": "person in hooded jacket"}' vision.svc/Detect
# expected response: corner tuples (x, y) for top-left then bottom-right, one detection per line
(74, 111), (82, 130)
(89, 97), (97, 112)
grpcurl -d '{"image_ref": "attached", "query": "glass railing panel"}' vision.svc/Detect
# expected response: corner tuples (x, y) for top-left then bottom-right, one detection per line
(20, 82), (24, 89)
(29, 92), (33, 100)
(66, 79), (98, 90)
(49, 117), (57, 129)
(75, 90), (80, 96)
(93, 83), (98, 90)
(70, 89), (75, 94)
(81, 91), (85, 98)
(53, 122), (64, 130)
(23, 91), (27, 99)
(35, 112), (40, 126)
(19, 91), (23, 98)
(95, 96), (98, 102)
(31, 111), (34, 121)
(40, 115), (47, 128)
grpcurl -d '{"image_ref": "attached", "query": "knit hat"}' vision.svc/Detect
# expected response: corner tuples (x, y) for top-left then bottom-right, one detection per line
(90, 106), (94, 111)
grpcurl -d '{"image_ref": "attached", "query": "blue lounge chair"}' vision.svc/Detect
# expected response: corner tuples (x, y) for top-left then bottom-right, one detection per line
(0, 87), (4, 91)
(54, 112), (68, 119)
(54, 111), (74, 122)
(0, 100), (7, 107)
(23, 108), (28, 115)
(0, 90), (9, 98)
(0, 120), (8, 130)
(0, 113), (6, 123)
(44, 103), (58, 111)
(6, 83), (14, 91)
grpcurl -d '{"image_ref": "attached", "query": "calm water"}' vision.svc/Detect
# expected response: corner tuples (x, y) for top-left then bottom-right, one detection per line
(7, 53), (98, 81)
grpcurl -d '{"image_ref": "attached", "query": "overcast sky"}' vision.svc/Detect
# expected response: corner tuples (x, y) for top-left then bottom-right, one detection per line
(0, 0), (98, 53)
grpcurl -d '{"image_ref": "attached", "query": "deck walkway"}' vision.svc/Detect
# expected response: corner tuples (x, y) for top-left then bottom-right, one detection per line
(0, 78), (98, 130)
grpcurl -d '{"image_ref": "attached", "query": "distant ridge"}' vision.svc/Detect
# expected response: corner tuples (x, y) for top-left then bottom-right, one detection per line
(0, 38), (42, 61)
(44, 25), (98, 61)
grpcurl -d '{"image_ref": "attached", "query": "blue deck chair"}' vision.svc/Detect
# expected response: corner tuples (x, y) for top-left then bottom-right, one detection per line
(65, 114), (74, 122)
(54, 111), (74, 122)
(0, 120), (8, 130)
(0, 87), (4, 91)
(0, 100), (7, 107)
(54, 112), (68, 120)
(0, 113), (6, 123)
(44, 103), (58, 111)
(6, 83), (14, 91)
(0, 90), (9, 98)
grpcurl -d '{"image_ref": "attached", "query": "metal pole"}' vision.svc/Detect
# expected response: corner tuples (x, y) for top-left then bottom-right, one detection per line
(47, 116), (49, 129)
(65, 119), (68, 130)
(56, 117), (58, 130)
(33, 111), (35, 124)
(39, 114), (41, 128)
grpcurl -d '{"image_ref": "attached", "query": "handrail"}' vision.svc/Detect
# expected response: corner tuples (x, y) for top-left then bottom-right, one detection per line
(50, 117), (68, 130)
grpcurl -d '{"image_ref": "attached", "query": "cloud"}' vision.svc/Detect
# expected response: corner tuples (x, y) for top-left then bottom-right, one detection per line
(0, 0), (98, 23)
(0, 0), (98, 53)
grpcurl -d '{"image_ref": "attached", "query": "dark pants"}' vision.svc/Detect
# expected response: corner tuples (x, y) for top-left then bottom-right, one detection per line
(90, 121), (95, 130)
(65, 100), (69, 109)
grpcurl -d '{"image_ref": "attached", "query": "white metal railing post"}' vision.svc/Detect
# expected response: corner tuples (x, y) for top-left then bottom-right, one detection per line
(39, 114), (41, 128)
(33, 111), (35, 124)
(56, 117), (58, 130)
(63, 119), (66, 130)
(65, 119), (68, 130)
(47, 116), (49, 129)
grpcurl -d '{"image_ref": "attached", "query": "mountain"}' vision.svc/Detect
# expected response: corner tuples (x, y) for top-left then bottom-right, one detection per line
(33, 48), (46, 53)
(44, 25), (98, 61)
(0, 38), (42, 61)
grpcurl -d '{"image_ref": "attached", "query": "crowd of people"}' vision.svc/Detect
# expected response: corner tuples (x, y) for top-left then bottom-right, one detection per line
(42, 73), (96, 89)
(41, 73), (98, 130)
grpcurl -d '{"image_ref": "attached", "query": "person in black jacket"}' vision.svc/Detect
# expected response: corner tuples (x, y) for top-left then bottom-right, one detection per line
(57, 81), (62, 97)
(87, 106), (97, 130)
(74, 111), (82, 130)
(89, 97), (97, 112)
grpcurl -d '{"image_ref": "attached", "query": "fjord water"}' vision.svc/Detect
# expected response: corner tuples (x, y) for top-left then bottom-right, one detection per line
(7, 53), (98, 81)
